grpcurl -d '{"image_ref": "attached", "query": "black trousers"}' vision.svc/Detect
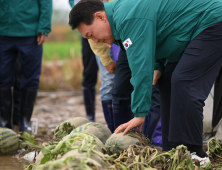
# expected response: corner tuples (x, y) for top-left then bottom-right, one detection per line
(0, 36), (42, 89)
(112, 49), (134, 106)
(81, 38), (98, 88)
(13, 52), (21, 125)
(158, 21), (222, 151)
(112, 49), (161, 108)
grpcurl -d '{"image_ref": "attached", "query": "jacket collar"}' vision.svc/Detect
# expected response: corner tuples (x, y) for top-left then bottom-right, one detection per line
(104, 2), (120, 40)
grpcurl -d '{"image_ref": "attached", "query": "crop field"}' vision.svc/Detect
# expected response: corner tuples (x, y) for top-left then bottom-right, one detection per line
(43, 41), (81, 61)
(43, 25), (82, 61)
(38, 25), (98, 91)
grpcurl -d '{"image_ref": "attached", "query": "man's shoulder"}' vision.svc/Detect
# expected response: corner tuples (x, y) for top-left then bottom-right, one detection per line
(112, 0), (154, 28)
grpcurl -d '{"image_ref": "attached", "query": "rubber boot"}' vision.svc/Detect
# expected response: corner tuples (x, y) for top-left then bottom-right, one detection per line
(112, 105), (134, 129)
(187, 144), (204, 158)
(83, 87), (95, 122)
(20, 89), (38, 132)
(12, 88), (21, 126)
(101, 100), (115, 133)
(0, 88), (12, 129)
(141, 106), (161, 140)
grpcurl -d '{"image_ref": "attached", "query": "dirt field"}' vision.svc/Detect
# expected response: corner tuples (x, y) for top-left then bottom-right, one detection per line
(5, 92), (222, 170)
(31, 92), (106, 140)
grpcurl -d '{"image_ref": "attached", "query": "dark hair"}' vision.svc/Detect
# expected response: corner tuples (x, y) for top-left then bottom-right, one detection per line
(69, 0), (105, 30)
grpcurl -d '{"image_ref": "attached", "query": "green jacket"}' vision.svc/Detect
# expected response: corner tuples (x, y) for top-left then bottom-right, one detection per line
(104, 0), (222, 117)
(69, 0), (80, 8)
(69, 0), (75, 8)
(0, 0), (52, 37)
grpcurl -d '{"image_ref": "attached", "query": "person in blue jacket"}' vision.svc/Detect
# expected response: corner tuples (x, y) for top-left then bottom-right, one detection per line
(0, 0), (52, 132)
(69, 0), (222, 157)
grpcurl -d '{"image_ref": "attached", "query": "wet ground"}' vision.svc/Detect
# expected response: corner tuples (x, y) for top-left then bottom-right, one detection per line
(32, 92), (105, 136)
(0, 156), (30, 170)
(0, 92), (106, 170)
(0, 91), (220, 170)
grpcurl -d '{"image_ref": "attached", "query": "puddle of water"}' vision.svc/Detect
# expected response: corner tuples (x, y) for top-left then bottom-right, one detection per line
(0, 156), (30, 170)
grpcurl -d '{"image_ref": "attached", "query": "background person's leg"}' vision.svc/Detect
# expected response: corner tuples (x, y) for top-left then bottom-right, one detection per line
(141, 84), (162, 145)
(169, 21), (222, 157)
(95, 54), (115, 132)
(152, 119), (162, 147)
(112, 50), (134, 128)
(81, 38), (98, 122)
(19, 36), (42, 132)
(13, 52), (21, 126)
(0, 36), (17, 129)
(113, 49), (163, 140)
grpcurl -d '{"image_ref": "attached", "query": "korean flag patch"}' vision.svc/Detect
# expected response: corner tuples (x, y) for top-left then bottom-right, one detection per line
(123, 38), (132, 50)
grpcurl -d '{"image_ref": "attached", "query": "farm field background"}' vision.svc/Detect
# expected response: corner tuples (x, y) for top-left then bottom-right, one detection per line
(39, 25), (101, 91)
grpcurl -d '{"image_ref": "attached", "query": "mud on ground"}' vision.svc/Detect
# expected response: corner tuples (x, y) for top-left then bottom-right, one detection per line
(31, 92), (106, 141)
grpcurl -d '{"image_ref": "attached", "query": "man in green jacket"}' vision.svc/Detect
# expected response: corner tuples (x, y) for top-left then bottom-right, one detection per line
(0, 0), (52, 132)
(69, 0), (222, 157)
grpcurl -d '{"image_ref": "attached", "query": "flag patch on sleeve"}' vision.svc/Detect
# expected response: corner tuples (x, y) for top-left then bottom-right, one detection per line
(123, 38), (132, 50)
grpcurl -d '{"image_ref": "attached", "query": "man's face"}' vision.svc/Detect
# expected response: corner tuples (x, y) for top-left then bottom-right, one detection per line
(77, 11), (115, 45)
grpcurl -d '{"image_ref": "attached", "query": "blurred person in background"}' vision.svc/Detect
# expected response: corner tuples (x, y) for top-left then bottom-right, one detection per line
(0, 0), (52, 132)
(69, 0), (99, 122)
(94, 46), (115, 132)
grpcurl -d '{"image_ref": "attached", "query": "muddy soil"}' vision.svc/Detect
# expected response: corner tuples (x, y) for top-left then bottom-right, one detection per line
(32, 92), (106, 140)
(0, 92), (105, 170)
(2, 92), (221, 170)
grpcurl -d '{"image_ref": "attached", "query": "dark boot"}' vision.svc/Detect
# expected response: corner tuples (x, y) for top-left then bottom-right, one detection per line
(112, 105), (134, 129)
(0, 88), (12, 129)
(20, 89), (38, 132)
(83, 87), (95, 122)
(186, 144), (204, 157)
(141, 106), (161, 140)
(101, 100), (115, 133)
(12, 88), (21, 126)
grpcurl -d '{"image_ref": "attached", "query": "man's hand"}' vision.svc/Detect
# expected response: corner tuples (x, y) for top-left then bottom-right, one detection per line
(37, 34), (47, 45)
(105, 61), (116, 74)
(115, 117), (145, 135)
(153, 70), (162, 85)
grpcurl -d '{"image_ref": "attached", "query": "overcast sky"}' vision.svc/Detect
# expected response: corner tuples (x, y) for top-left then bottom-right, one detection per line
(53, 0), (71, 10)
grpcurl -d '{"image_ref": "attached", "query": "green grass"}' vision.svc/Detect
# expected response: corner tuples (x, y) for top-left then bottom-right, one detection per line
(43, 41), (81, 61)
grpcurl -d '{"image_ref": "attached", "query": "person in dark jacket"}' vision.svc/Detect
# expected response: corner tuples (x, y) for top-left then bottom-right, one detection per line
(0, 0), (52, 132)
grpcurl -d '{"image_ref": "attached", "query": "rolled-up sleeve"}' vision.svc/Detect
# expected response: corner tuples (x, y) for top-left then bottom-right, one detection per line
(119, 19), (156, 117)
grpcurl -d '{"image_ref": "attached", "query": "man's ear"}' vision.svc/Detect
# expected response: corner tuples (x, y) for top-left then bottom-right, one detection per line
(94, 12), (105, 21)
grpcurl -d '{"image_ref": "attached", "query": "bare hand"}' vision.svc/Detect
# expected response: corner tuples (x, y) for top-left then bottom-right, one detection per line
(107, 43), (112, 48)
(105, 61), (116, 74)
(153, 70), (162, 85)
(115, 117), (145, 135)
(37, 34), (47, 45)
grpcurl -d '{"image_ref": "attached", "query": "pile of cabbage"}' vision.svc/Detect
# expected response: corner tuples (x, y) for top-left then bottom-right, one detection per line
(23, 117), (222, 170)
